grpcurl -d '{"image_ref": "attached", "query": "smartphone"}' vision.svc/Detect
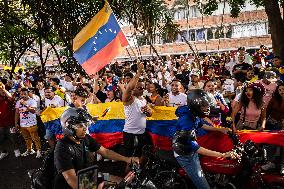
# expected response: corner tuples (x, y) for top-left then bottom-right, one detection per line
(77, 165), (98, 189)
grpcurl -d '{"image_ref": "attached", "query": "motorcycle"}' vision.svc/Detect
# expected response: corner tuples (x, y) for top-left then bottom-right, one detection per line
(115, 145), (190, 189)
(119, 131), (284, 189)
(201, 132), (284, 189)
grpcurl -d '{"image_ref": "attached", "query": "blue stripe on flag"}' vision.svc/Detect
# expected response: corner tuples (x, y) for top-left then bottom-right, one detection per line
(74, 13), (121, 65)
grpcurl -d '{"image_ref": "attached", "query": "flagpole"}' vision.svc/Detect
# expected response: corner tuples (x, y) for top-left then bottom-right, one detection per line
(125, 47), (133, 61)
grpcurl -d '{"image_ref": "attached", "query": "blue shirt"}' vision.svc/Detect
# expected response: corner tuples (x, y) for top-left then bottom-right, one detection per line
(175, 106), (206, 152)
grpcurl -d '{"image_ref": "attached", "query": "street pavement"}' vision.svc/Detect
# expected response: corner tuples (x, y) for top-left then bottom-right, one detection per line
(0, 144), (125, 189)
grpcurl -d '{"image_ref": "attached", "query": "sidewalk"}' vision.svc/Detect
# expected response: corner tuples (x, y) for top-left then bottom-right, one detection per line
(0, 152), (42, 189)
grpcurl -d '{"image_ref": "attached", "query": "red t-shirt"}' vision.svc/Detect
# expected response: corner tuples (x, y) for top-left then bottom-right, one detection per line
(0, 96), (15, 127)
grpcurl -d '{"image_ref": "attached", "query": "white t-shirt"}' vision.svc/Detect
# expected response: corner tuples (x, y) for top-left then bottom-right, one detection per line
(39, 89), (45, 99)
(123, 97), (147, 134)
(44, 95), (65, 108)
(225, 59), (236, 75)
(188, 82), (204, 91)
(222, 79), (235, 93)
(16, 98), (37, 127)
(61, 80), (75, 91)
(31, 94), (41, 115)
(168, 92), (187, 107)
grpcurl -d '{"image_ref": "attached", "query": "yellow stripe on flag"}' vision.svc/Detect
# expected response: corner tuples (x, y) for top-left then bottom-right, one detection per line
(40, 102), (178, 123)
(73, 2), (112, 52)
(40, 107), (67, 123)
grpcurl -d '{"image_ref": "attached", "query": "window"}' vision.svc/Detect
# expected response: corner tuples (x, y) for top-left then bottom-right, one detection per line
(189, 30), (196, 41)
(189, 6), (201, 18)
(267, 22), (271, 34)
(174, 8), (187, 20)
(178, 30), (188, 41)
(211, 1), (230, 16)
(196, 29), (206, 41)
(232, 22), (267, 38)
(207, 28), (215, 40)
(175, 33), (183, 42)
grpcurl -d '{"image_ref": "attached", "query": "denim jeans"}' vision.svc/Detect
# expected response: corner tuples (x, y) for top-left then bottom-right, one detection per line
(176, 153), (210, 189)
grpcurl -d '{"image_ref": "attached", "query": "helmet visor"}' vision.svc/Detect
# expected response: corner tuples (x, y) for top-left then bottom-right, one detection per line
(72, 122), (91, 129)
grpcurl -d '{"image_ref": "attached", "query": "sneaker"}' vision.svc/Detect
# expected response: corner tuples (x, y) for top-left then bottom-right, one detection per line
(280, 165), (284, 175)
(0, 152), (8, 160)
(30, 149), (36, 155)
(21, 149), (35, 157)
(14, 149), (21, 157)
(36, 150), (41, 158)
(261, 162), (276, 171)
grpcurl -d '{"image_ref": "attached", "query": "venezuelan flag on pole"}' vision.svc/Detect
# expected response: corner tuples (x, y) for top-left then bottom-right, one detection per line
(73, 1), (128, 75)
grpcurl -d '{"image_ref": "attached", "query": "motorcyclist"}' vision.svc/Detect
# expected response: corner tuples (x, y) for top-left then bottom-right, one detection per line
(173, 89), (235, 189)
(54, 107), (139, 189)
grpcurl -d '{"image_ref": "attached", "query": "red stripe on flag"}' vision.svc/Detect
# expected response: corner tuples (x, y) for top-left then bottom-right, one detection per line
(90, 132), (123, 148)
(238, 131), (284, 147)
(148, 132), (172, 151)
(82, 31), (128, 75)
(197, 132), (233, 152)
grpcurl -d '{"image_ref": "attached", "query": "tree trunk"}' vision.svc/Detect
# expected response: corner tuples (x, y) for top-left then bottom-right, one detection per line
(264, 0), (284, 61)
(10, 39), (16, 79)
(39, 32), (46, 77)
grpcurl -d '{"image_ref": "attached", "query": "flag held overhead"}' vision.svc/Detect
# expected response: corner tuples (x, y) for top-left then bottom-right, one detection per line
(73, 2), (128, 75)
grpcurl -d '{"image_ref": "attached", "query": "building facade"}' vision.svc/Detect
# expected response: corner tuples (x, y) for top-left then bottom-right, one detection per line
(118, 0), (272, 59)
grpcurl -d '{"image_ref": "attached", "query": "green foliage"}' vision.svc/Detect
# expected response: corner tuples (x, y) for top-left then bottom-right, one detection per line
(1, 0), (179, 73)
(0, 0), (36, 70)
(25, 60), (37, 69)
(198, 0), (282, 18)
(160, 14), (180, 43)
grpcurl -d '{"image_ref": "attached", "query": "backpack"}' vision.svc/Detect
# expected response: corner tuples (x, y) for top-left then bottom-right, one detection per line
(30, 148), (57, 189)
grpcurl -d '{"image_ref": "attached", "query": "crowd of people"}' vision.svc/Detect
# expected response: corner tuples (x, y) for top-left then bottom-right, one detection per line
(0, 45), (284, 188)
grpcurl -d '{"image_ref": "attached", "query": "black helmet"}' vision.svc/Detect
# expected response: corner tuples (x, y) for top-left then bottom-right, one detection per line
(60, 107), (92, 136)
(187, 89), (210, 118)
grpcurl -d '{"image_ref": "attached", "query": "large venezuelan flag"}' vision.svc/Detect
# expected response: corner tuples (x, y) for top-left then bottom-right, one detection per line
(41, 103), (284, 150)
(73, 2), (128, 75)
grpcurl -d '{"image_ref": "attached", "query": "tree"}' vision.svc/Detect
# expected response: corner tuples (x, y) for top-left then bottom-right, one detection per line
(111, 0), (180, 58)
(1, 0), (180, 76)
(0, 0), (36, 76)
(201, 0), (284, 61)
(22, 0), (180, 60)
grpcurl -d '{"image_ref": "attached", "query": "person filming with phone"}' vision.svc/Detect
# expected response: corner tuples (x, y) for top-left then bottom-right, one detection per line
(54, 107), (139, 189)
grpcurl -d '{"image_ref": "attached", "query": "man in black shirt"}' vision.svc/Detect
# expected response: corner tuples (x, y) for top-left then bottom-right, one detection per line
(54, 108), (139, 189)
(232, 55), (252, 81)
